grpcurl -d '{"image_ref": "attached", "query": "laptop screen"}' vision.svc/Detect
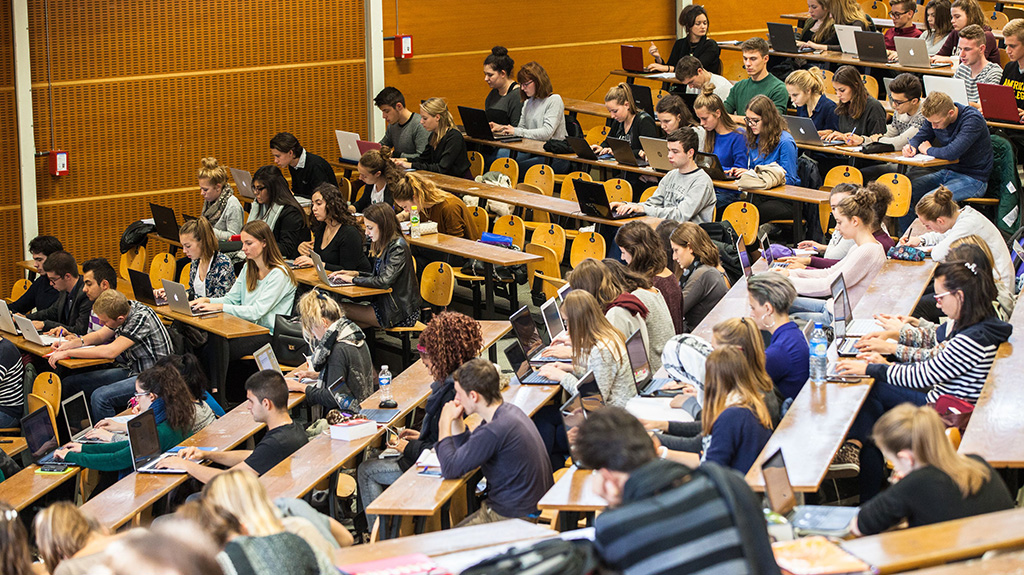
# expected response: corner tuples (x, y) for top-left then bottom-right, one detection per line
(556, 282), (573, 304)
(22, 407), (58, 464)
(737, 237), (752, 278)
(540, 298), (564, 341)
(62, 392), (92, 439)
(502, 341), (533, 381)
(762, 449), (797, 516)
(127, 410), (161, 470)
(253, 343), (281, 373)
(576, 372), (605, 415)
(760, 234), (774, 265)
(510, 306), (545, 357)
(830, 275), (848, 338)
(625, 330), (650, 388)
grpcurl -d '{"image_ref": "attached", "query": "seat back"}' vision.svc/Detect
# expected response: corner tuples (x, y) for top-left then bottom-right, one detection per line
(820, 69), (835, 95)
(337, 178), (353, 204)
(639, 186), (658, 203)
(560, 171), (592, 203)
(585, 125), (610, 146)
(119, 245), (147, 279)
(468, 205), (489, 237)
(878, 173), (912, 219)
(823, 165), (863, 189)
(523, 164), (555, 197)
(489, 157), (520, 185)
(492, 214), (526, 250)
(10, 279), (31, 301)
(517, 182), (551, 224)
(525, 243), (563, 300)
(604, 179), (633, 204)
(721, 201), (760, 246)
(468, 151), (485, 179)
(179, 261), (192, 285)
(860, 74), (879, 99)
(149, 252), (177, 284)
(861, 0), (889, 19)
(531, 223), (566, 263)
(570, 231), (607, 268)
(33, 372), (62, 420)
(420, 261), (455, 308)
(988, 10), (1009, 30)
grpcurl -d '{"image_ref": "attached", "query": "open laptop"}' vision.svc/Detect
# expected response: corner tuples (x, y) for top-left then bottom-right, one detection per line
(540, 297), (565, 342)
(150, 203), (181, 242)
(628, 83), (655, 116)
(831, 275), (860, 357)
(0, 300), (21, 335)
(760, 234), (788, 269)
(606, 137), (646, 167)
(785, 116), (844, 147)
(311, 251), (349, 287)
(923, 75), (969, 106)
(23, 406), (76, 470)
(504, 341), (558, 385)
(556, 282), (572, 305)
(127, 409), (188, 474)
(978, 83), (1023, 124)
(854, 30), (888, 64)
(13, 315), (64, 346)
(560, 371), (604, 428)
(335, 130), (363, 163)
(162, 280), (220, 317)
(639, 137), (675, 172)
(357, 139), (382, 155)
(620, 44), (654, 74)
(229, 167), (255, 200)
(738, 236), (753, 279)
(62, 391), (108, 444)
(253, 342), (282, 373)
(762, 448), (858, 536)
(834, 24), (860, 55)
(128, 268), (167, 306)
(767, 22), (813, 54)
(694, 151), (738, 181)
(567, 136), (611, 161)
(457, 106), (522, 142)
(510, 305), (569, 364)
(574, 179), (634, 220)
(831, 273), (879, 337)
(893, 36), (952, 68)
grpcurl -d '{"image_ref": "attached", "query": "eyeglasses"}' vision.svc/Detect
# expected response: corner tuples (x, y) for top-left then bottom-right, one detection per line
(252, 184), (266, 191)
(520, 80), (534, 88)
(932, 290), (953, 302)
(889, 9), (911, 17)
(134, 391), (152, 398)
(889, 96), (913, 107)
(744, 117), (761, 126)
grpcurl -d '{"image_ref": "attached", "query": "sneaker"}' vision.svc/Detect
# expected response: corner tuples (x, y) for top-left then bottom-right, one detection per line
(827, 441), (861, 478)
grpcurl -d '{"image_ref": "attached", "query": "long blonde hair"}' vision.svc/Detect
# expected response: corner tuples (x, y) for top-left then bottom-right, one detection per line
(420, 97), (455, 147)
(873, 404), (992, 497)
(711, 318), (775, 394)
(695, 83), (740, 154)
(563, 290), (627, 369)
(786, 67), (827, 97)
(702, 345), (774, 436)
(393, 172), (450, 208)
(203, 469), (285, 536)
(240, 220), (297, 292)
(34, 502), (99, 574)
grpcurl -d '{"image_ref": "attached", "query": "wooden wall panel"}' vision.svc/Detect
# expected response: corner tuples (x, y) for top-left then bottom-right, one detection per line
(0, 1), (21, 297)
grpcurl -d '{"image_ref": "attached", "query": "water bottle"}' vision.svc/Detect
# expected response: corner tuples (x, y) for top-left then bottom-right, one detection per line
(809, 322), (828, 385)
(410, 206), (421, 238)
(379, 365), (392, 401)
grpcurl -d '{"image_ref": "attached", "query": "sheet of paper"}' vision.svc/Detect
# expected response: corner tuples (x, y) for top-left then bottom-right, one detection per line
(901, 154), (935, 163)
(626, 397), (695, 423)
(647, 72), (676, 80)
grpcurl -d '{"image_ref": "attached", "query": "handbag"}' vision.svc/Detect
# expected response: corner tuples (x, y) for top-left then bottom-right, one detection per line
(272, 314), (310, 367)
(930, 394), (974, 433)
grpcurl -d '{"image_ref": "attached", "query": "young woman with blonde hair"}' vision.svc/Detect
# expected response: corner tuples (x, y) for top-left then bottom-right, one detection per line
(197, 157), (243, 242)
(391, 172), (478, 240)
(786, 67), (838, 131)
(34, 502), (116, 575)
(394, 97), (472, 178)
(670, 223), (728, 331)
(594, 82), (660, 159)
(693, 84), (747, 208)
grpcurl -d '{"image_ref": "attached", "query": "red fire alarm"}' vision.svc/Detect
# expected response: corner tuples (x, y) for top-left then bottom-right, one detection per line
(395, 34), (413, 59)
(48, 150), (68, 176)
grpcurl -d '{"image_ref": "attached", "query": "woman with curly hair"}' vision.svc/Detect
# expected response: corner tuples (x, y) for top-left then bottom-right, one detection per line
(356, 311), (482, 531)
(293, 183), (371, 274)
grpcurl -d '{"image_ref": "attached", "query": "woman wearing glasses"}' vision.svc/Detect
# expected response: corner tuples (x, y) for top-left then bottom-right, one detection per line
(490, 61), (568, 172)
(725, 95), (799, 186)
(249, 165), (309, 260)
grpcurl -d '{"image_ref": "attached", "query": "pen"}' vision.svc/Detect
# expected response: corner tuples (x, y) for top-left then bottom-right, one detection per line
(0, 440), (13, 443)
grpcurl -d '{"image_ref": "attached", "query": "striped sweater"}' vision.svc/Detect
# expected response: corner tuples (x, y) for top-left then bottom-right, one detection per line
(866, 318), (1012, 403)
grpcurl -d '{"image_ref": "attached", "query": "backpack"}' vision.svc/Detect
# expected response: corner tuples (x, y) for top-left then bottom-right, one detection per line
(700, 221), (743, 284)
(988, 134), (1023, 235)
(461, 538), (598, 575)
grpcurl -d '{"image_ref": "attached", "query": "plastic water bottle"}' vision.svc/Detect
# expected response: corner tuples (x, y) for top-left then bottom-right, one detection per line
(410, 206), (420, 238)
(809, 322), (828, 385)
(379, 365), (392, 401)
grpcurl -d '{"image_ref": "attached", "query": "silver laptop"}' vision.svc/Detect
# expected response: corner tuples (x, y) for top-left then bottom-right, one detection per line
(127, 410), (187, 474)
(540, 297), (565, 341)
(253, 343), (282, 373)
(556, 282), (572, 304)
(335, 130), (363, 164)
(831, 273), (878, 337)
(62, 391), (108, 444)
(785, 116), (844, 147)
(13, 315), (64, 346)
(311, 252), (348, 287)
(924, 74), (969, 106)
(737, 236), (753, 279)
(893, 36), (952, 68)
(639, 136), (676, 171)
(834, 24), (860, 55)
(162, 280), (220, 317)
(0, 300), (21, 335)
(229, 167), (255, 199)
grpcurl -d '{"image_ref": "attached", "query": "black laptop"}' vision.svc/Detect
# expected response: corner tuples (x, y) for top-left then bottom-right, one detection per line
(567, 136), (612, 161)
(22, 406), (76, 470)
(150, 203), (181, 242)
(457, 106), (522, 142)
(504, 341), (558, 385)
(854, 30), (889, 64)
(694, 152), (738, 181)
(573, 179), (634, 220)
(628, 83), (655, 117)
(128, 268), (167, 306)
(767, 22), (814, 54)
(510, 305), (570, 364)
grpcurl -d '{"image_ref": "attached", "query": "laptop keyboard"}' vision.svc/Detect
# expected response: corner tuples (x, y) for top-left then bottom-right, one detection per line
(521, 371), (556, 385)
(793, 506), (858, 532)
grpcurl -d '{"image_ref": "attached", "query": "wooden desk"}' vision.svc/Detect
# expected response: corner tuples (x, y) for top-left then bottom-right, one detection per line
(897, 550), (1024, 575)
(537, 465), (608, 531)
(795, 143), (956, 172)
(714, 45), (956, 76)
(2, 333), (110, 369)
(780, 12), (928, 31)
(562, 97), (611, 120)
(290, 267), (391, 299)
(333, 519), (555, 568)
(841, 508), (1024, 574)
(0, 437), (26, 457)
(850, 260), (935, 317)
(690, 259), (770, 341)
(0, 464), (81, 511)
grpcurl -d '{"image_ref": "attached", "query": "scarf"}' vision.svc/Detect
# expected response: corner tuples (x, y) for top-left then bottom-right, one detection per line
(310, 317), (366, 374)
(202, 185), (234, 225)
(255, 202), (284, 231)
(604, 293), (649, 319)
(151, 397), (167, 425)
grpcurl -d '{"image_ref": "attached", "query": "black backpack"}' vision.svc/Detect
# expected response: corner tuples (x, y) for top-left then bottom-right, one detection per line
(461, 538), (598, 575)
(700, 221), (743, 284)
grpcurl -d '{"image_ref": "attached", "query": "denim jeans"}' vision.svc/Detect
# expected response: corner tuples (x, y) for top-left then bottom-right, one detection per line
(91, 376), (138, 420)
(357, 456), (404, 530)
(790, 296), (834, 327)
(63, 367), (136, 418)
(900, 168), (987, 229)
(0, 410), (20, 428)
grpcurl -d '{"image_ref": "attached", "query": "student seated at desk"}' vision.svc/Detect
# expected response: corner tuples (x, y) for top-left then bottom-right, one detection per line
(34, 502), (118, 575)
(615, 221), (685, 334)
(374, 87), (430, 160)
(393, 97), (473, 179)
(724, 38), (789, 115)
(391, 172), (478, 240)
(158, 371), (308, 481)
(885, 0), (923, 52)
(954, 24), (1003, 107)
(652, 94), (705, 150)
(836, 260), (1012, 499)
(852, 404), (1014, 535)
(854, 74), (927, 179)
(710, 319), (784, 424)
(8, 234), (61, 314)
(693, 84), (748, 208)
(331, 204), (420, 329)
(56, 365), (200, 473)
(922, 0), (954, 55)
(1, 501), (35, 575)
(53, 289), (173, 420)
(670, 222), (729, 332)
(791, 183), (858, 265)
(610, 127), (715, 224)
(293, 183), (370, 273)
(25, 251), (92, 337)
(821, 65), (887, 143)
(197, 157), (243, 247)
(0, 339), (24, 430)
(482, 46), (522, 128)
(436, 358), (553, 526)
(605, 259), (675, 370)
(269, 132), (338, 200)
(155, 218), (235, 304)
(79, 258), (117, 335)
(798, 0), (874, 52)
(675, 56), (732, 102)
(647, 4), (721, 75)
(351, 148), (399, 214)
(357, 311), (482, 530)
(593, 82), (660, 159)
(786, 68), (838, 132)
(934, 0), (999, 64)
(538, 291), (637, 408)
(156, 353), (223, 426)
(1000, 18), (1024, 117)
(725, 95), (800, 186)
(248, 165), (310, 259)
(288, 290), (374, 410)
(901, 91), (992, 230)
(573, 407), (778, 575)
(489, 61), (568, 172)
(746, 275), (811, 402)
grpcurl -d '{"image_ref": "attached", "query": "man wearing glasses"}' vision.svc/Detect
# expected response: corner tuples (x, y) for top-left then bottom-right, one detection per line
(847, 73), (928, 180)
(24, 251), (92, 337)
(884, 0), (923, 52)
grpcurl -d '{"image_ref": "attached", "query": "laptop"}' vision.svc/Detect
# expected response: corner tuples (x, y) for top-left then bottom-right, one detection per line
(978, 83), (1023, 124)
(854, 30), (888, 63)
(62, 391), (108, 444)
(694, 151), (738, 181)
(784, 115), (844, 147)
(510, 305), (569, 364)
(13, 315), (65, 346)
(556, 282), (573, 304)
(504, 341), (558, 385)
(767, 22), (814, 54)
(357, 139), (382, 156)
(311, 251), (349, 287)
(923, 74), (969, 106)
(0, 300), (21, 335)
(150, 203), (181, 242)
(229, 167), (255, 200)
(892, 36), (951, 69)
(574, 179), (634, 220)
(162, 280), (220, 317)
(831, 275), (860, 357)
(830, 273), (879, 338)
(559, 371), (605, 428)
(335, 130), (363, 163)
(760, 234), (788, 269)
(606, 137), (646, 167)
(567, 136), (611, 161)
(22, 406), (76, 468)
(127, 409), (188, 474)
(620, 44), (654, 74)
(834, 24), (860, 55)
(457, 106), (522, 142)
(128, 268), (167, 306)
(639, 137), (675, 172)
(253, 342), (282, 373)
(628, 83), (655, 116)
(762, 448), (858, 536)
(540, 297), (565, 341)
(738, 236), (753, 279)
